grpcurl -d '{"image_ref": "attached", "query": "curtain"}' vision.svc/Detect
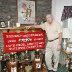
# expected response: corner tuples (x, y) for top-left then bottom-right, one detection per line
(61, 6), (72, 21)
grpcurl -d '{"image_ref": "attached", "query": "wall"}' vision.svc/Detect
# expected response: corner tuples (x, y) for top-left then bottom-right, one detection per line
(52, 0), (72, 64)
(52, 0), (72, 25)
(0, 0), (17, 27)
(36, 0), (52, 23)
(0, 0), (52, 26)
(0, 0), (52, 51)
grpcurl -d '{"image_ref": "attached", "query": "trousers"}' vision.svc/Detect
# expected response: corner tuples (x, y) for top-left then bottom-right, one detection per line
(45, 39), (60, 71)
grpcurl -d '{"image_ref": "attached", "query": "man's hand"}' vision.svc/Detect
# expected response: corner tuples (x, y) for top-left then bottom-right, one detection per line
(57, 44), (61, 51)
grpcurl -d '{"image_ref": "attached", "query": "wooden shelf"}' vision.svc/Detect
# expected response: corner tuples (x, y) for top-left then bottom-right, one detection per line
(0, 27), (26, 32)
(0, 27), (44, 32)
(0, 27), (25, 30)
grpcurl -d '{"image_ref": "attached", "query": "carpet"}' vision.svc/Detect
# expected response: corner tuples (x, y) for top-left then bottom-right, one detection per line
(57, 64), (67, 72)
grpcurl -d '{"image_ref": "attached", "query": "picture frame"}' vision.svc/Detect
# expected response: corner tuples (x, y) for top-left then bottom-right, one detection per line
(0, 21), (6, 28)
(17, 0), (35, 24)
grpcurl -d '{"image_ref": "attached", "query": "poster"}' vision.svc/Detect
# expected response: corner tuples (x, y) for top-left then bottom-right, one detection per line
(17, 0), (35, 24)
(3, 31), (45, 52)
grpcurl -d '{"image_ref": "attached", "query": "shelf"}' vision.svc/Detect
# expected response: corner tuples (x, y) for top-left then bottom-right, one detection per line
(0, 27), (25, 30)
(0, 27), (26, 32)
(0, 27), (44, 33)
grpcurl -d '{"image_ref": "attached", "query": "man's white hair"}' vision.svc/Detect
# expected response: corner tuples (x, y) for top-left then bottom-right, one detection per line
(46, 14), (53, 18)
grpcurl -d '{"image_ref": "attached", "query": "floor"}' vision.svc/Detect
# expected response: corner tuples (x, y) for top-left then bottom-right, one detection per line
(42, 64), (67, 72)
(57, 64), (67, 72)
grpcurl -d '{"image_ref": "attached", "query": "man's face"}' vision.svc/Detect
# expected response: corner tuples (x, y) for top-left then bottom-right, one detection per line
(46, 15), (53, 24)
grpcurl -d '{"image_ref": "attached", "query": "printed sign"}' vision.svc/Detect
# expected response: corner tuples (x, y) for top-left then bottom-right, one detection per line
(3, 31), (45, 52)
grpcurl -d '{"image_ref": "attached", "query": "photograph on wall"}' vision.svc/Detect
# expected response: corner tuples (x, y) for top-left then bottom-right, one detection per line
(0, 21), (6, 28)
(17, 0), (35, 24)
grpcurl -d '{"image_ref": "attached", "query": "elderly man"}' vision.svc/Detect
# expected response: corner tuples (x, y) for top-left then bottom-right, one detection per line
(35, 14), (62, 72)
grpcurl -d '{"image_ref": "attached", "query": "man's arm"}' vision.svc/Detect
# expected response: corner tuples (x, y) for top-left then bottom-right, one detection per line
(33, 24), (42, 28)
(57, 32), (62, 51)
(25, 24), (41, 29)
(58, 32), (62, 45)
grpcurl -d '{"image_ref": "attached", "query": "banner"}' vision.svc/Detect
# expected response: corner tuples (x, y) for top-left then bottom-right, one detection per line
(3, 31), (45, 52)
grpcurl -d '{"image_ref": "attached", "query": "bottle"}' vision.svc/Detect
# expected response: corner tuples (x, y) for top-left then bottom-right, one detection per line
(1, 52), (9, 72)
(8, 21), (10, 28)
(24, 50), (30, 66)
(2, 66), (8, 72)
(7, 52), (18, 72)
(18, 64), (24, 72)
(24, 51), (32, 72)
(32, 49), (42, 72)
(25, 65), (32, 72)
(7, 16), (11, 28)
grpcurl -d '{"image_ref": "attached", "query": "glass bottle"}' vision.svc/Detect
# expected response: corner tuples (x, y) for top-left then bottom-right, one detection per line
(1, 52), (9, 72)
(18, 64), (24, 72)
(2, 66), (8, 72)
(7, 52), (18, 72)
(24, 50), (30, 66)
(24, 50), (32, 72)
(32, 49), (42, 72)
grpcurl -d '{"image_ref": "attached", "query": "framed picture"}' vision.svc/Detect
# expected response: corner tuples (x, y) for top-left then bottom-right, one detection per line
(0, 21), (6, 28)
(17, 0), (35, 24)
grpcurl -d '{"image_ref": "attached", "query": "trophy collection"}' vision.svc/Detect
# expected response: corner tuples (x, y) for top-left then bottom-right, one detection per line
(0, 27), (47, 72)
(0, 49), (45, 72)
